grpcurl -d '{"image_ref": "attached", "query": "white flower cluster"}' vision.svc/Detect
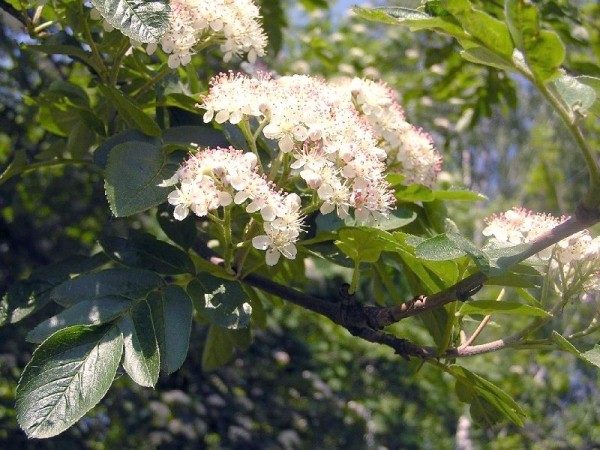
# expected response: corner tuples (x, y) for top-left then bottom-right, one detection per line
(163, 147), (302, 266)
(201, 72), (398, 223)
(335, 77), (442, 187)
(146, 0), (267, 68)
(483, 207), (600, 293)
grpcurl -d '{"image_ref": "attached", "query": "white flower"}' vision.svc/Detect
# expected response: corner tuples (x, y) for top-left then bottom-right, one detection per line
(151, 0), (267, 68)
(252, 222), (298, 266)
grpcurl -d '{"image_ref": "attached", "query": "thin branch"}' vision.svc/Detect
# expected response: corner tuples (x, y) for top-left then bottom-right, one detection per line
(372, 212), (600, 329)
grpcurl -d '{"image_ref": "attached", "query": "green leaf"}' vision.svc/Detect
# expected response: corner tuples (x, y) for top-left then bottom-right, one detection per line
(90, 0), (170, 43)
(504, 0), (565, 81)
(100, 233), (194, 275)
(576, 76), (600, 116)
(202, 325), (235, 371)
(148, 285), (192, 374)
(259, 0), (286, 55)
(16, 325), (123, 438)
(0, 148), (27, 186)
(93, 130), (159, 169)
(189, 276), (252, 330)
(580, 346), (600, 368)
(201, 326), (251, 371)
(162, 125), (229, 148)
(157, 204), (197, 249)
(335, 227), (393, 264)
(444, 0), (514, 59)
(98, 85), (161, 136)
(458, 300), (549, 318)
(431, 188), (487, 202)
(0, 254), (110, 325)
(50, 268), (164, 307)
(460, 46), (515, 71)
(353, 6), (469, 41)
(415, 234), (466, 261)
(104, 141), (180, 217)
(553, 74), (598, 114)
(28, 296), (132, 343)
(119, 300), (160, 387)
(449, 365), (526, 426)
(551, 331), (581, 356)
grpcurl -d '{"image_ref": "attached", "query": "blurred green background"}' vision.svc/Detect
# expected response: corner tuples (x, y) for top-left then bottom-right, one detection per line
(1, 0), (600, 448)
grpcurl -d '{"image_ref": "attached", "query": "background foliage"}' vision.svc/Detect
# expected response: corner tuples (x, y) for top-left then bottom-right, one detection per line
(1, 0), (600, 448)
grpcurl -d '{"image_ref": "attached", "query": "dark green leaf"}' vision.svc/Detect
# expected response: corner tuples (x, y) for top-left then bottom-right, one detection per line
(162, 125), (229, 148)
(93, 130), (159, 169)
(100, 233), (194, 275)
(50, 268), (164, 307)
(104, 141), (180, 217)
(16, 325), (123, 438)
(28, 296), (132, 343)
(90, 0), (170, 43)
(157, 204), (197, 249)
(202, 325), (235, 371)
(99, 85), (161, 136)
(189, 276), (252, 330)
(119, 300), (160, 387)
(148, 285), (192, 374)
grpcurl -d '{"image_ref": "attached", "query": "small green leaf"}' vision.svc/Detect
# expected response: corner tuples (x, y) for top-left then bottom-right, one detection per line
(335, 227), (396, 264)
(0, 148), (27, 186)
(162, 125), (229, 148)
(554, 74), (597, 113)
(28, 296), (132, 343)
(16, 325), (123, 438)
(99, 85), (161, 136)
(119, 300), (160, 387)
(580, 346), (600, 368)
(100, 233), (194, 275)
(104, 141), (181, 217)
(458, 300), (550, 318)
(551, 331), (581, 356)
(148, 285), (192, 374)
(576, 76), (600, 116)
(50, 268), (164, 307)
(90, 0), (170, 43)
(189, 276), (252, 330)
(431, 188), (487, 202)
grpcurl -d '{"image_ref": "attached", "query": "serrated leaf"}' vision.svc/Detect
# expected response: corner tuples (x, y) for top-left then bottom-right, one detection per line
(458, 300), (549, 318)
(100, 233), (194, 275)
(148, 285), (192, 374)
(119, 300), (160, 387)
(28, 296), (132, 343)
(50, 268), (164, 307)
(189, 276), (252, 330)
(104, 141), (180, 217)
(16, 325), (123, 438)
(99, 85), (161, 136)
(90, 0), (170, 43)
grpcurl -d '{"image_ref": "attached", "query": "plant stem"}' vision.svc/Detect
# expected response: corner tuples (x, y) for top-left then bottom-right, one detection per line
(134, 65), (171, 98)
(80, 6), (108, 82)
(22, 159), (101, 174)
(238, 119), (263, 170)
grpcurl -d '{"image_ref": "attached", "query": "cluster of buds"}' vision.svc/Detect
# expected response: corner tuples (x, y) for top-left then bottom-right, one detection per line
(145, 0), (267, 68)
(483, 207), (600, 294)
(161, 147), (302, 265)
